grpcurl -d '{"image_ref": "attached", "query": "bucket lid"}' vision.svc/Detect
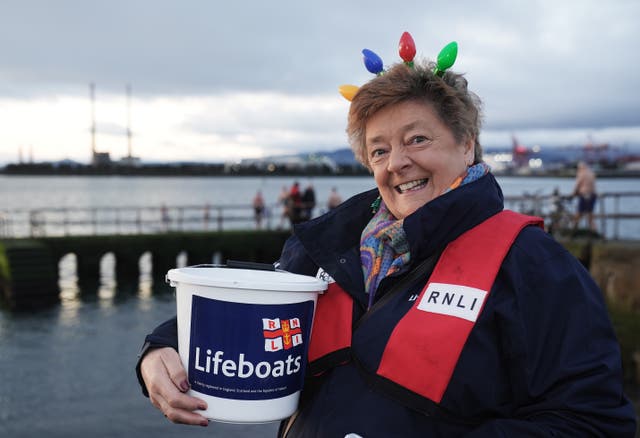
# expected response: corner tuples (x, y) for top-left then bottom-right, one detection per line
(166, 266), (328, 292)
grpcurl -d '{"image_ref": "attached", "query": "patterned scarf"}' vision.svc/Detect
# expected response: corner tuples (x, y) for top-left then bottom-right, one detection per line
(360, 162), (490, 308)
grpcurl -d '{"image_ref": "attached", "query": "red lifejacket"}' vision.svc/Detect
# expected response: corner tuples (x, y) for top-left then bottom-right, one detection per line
(307, 210), (543, 403)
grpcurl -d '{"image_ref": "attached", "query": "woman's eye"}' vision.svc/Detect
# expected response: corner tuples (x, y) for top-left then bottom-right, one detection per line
(409, 135), (428, 144)
(368, 148), (387, 163)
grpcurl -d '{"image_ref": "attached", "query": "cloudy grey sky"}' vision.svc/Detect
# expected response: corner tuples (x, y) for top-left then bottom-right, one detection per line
(1, 0), (638, 164)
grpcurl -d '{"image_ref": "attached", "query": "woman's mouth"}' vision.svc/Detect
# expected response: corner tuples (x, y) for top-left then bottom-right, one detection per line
(395, 179), (428, 193)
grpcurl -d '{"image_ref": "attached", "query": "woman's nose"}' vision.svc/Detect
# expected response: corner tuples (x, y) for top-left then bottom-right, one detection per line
(387, 146), (411, 172)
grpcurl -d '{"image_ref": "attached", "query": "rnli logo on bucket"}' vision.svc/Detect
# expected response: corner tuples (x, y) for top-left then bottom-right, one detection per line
(187, 295), (315, 401)
(263, 318), (303, 352)
(316, 267), (335, 284)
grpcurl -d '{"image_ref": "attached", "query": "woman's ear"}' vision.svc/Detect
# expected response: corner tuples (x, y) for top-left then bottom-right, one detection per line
(464, 138), (475, 166)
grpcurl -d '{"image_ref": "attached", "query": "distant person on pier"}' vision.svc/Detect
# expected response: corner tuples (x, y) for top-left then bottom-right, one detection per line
(252, 190), (266, 229)
(203, 203), (211, 230)
(135, 33), (636, 436)
(301, 183), (316, 221)
(277, 185), (290, 229)
(327, 187), (343, 211)
(572, 161), (597, 231)
(160, 203), (171, 232)
(287, 181), (303, 225)
(29, 210), (44, 237)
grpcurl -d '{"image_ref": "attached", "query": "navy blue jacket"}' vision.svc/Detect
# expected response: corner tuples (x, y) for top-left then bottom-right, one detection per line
(138, 174), (636, 437)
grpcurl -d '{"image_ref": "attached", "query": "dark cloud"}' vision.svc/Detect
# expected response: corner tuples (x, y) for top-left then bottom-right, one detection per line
(1, 1), (382, 95)
(1, 0), (638, 143)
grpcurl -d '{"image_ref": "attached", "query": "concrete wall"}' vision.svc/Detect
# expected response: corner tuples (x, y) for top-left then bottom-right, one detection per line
(590, 241), (640, 312)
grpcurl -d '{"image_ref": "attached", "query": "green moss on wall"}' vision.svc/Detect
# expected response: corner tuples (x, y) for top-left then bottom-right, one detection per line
(0, 242), (11, 282)
(608, 302), (640, 385)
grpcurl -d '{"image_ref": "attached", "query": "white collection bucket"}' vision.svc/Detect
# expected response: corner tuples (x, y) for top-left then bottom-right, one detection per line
(166, 265), (327, 424)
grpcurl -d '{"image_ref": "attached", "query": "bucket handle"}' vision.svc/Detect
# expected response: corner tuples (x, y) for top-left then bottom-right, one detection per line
(190, 260), (276, 271)
(166, 260), (278, 286)
(226, 260), (276, 271)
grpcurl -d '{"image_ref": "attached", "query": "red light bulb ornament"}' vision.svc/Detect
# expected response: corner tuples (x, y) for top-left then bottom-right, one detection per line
(398, 31), (416, 67)
(433, 41), (458, 77)
(362, 49), (384, 75)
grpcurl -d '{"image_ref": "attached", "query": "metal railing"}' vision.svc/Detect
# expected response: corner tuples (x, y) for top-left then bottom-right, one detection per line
(1, 192), (639, 240)
(503, 191), (640, 240)
(0, 203), (286, 238)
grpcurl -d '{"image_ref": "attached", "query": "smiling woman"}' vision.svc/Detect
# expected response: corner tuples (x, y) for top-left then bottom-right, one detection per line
(363, 101), (475, 219)
(135, 33), (637, 436)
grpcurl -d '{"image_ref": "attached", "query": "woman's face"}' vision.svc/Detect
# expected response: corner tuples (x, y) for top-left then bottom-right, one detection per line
(365, 100), (474, 219)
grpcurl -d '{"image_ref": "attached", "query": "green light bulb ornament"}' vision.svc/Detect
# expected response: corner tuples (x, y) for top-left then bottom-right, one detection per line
(434, 41), (458, 77)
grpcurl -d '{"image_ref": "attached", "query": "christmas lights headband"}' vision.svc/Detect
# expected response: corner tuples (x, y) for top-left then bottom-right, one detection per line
(339, 32), (458, 101)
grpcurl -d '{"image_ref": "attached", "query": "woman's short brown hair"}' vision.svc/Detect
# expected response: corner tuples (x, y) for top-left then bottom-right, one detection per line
(346, 59), (483, 169)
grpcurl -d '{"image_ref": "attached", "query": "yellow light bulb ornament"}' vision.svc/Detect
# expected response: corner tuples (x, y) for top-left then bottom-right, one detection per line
(338, 84), (359, 102)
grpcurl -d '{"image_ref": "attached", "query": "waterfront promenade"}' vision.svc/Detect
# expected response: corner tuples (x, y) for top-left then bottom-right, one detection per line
(2, 190), (640, 240)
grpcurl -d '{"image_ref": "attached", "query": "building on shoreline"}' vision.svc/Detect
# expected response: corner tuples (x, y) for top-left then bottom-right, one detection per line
(2, 144), (640, 178)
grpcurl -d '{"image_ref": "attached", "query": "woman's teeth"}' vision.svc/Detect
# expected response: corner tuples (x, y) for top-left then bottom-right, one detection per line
(396, 179), (428, 193)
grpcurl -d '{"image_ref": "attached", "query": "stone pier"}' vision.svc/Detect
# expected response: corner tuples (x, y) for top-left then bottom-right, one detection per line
(0, 230), (290, 310)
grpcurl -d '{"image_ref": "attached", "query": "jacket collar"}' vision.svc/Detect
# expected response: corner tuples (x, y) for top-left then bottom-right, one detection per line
(293, 188), (379, 300)
(293, 173), (504, 299)
(403, 172), (504, 262)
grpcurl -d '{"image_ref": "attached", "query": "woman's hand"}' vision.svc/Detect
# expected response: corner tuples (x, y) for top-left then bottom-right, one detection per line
(140, 347), (209, 427)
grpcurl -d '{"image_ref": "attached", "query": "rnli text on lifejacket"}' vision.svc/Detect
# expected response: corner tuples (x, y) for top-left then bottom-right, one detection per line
(417, 282), (488, 322)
